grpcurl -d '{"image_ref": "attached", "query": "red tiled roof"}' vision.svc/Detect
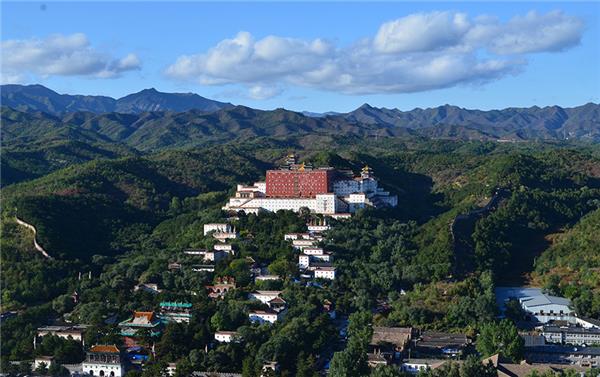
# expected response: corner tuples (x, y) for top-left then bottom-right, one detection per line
(90, 345), (120, 353)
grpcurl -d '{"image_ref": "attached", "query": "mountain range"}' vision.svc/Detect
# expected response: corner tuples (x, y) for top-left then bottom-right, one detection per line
(1, 84), (600, 148)
(1, 84), (234, 115)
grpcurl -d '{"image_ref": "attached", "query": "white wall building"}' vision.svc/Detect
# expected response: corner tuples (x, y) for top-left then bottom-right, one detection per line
(222, 166), (397, 215)
(496, 287), (575, 323)
(249, 310), (281, 324)
(203, 223), (231, 236)
(298, 254), (311, 269)
(214, 244), (233, 254)
(314, 267), (336, 280)
(82, 345), (125, 377)
(292, 239), (318, 250)
(248, 291), (282, 305)
(36, 325), (86, 343)
(299, 251), (333, 270)
(214, 331), (240, 343)
(284, 233), (316, 241)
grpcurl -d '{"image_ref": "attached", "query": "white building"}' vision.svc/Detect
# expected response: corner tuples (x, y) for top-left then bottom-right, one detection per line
(314, 267), (336, 280)
(248, 291), (283, 305)
(401, 359), (448, 374)
(249, 310), (281, 324)
(82, 345), (125, 377)
(222, 165), (397, 215)
(299, 254), (311, 269)
(496, 287), (574, 323)
(284, 233), (315, 241)
(303, 247), (324, 255)
(292, 239), (318, 250)
(203, 223), (231, 236)
(214, 244), (234, 254)
(213, 231), (238, 243)
(307, 219), (331, 233)
(36, 325), (86, 343)
(224, 193), (343, 215)
(184, 249), (226, 262)
(298, 251), (333, 270)
(214, 331), (240, 343)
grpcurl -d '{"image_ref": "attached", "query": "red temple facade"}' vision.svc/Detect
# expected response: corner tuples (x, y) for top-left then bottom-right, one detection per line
(266, 168), (335, 198)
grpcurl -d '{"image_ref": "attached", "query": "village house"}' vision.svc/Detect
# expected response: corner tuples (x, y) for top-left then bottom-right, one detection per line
(401, 359), (449, 374)
(414, 331), (471, 358)
(203, 223), (230, 235)
(484, 353), (589, 377)
(184, 248), (227, 262)
(36, 325), (87, 345)
(525, 345), (600, 368)
(159, 302), (193, 323)
(307, 218), (331, 233)
(254, 274), (281, 282)
(298, 249), (333, 270)
(249, 310), (282, 324)
(284, 232), (323, 242)
(292, 238), (319, 250)
(191, 264), (215, 272)
(369, 327), (414, 362)
(313, 266), (336, 280)
(82, 345), (126, 377)
(118, 311), (162, 338)
(213, 243), (234, 255)
(542, 322), (600, 345)
(133, 283), (162, 295)
(206, 276), (236, 299)
(248, 291), (283, 305)
(214, 331), (240, 343)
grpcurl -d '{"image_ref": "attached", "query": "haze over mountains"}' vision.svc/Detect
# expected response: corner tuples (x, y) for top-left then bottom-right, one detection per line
(1, 84), (600, 147)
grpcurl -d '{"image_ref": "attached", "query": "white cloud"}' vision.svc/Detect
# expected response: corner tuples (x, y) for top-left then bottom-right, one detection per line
(247, 85), (284, 100)
(165, 9), (584, 98)
(487, 11), (584, 54)
(374, 11), (471, 53)
(1, 33), (141, 83)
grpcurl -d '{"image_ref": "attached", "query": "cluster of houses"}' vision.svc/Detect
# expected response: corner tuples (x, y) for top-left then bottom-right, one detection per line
(285, 219), (337, 281)
(364, 326), (472, 373)
(20, 211), (600, 377)
(496, 287), (600, 371)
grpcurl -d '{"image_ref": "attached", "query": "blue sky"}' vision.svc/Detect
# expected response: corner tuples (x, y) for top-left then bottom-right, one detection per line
(2, 1), (599, 112)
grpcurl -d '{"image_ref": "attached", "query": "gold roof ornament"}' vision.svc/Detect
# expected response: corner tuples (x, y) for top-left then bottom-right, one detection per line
(299, 162), (305, 171)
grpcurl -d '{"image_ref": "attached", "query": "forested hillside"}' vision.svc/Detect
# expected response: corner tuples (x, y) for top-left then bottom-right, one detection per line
(2, 119), (600, 376)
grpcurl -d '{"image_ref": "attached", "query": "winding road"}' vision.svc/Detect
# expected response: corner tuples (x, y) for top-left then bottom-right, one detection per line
(14, 216), (53, 259)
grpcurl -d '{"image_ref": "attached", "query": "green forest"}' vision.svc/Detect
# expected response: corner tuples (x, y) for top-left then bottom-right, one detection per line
(2, 134), (600, 376)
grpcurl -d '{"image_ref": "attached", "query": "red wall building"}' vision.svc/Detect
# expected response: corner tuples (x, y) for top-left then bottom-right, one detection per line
(266, 169), (334, 198)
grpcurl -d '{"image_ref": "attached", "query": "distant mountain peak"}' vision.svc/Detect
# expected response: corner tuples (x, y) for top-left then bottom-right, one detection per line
(1, 84), (234, 115)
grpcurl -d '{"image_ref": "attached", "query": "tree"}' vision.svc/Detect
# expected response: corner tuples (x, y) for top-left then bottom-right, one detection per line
(296, 352), (318, 377)
(48, 362), (70, 377)
(35, 361), (49, 375)
(459, 356), (497, 377)
(504, 299), (526, 324)
(542, 274), (561, 296)
(370, 365), (408, 376)
(476, 320), (524, 362)
(329, 311), (372, 377)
